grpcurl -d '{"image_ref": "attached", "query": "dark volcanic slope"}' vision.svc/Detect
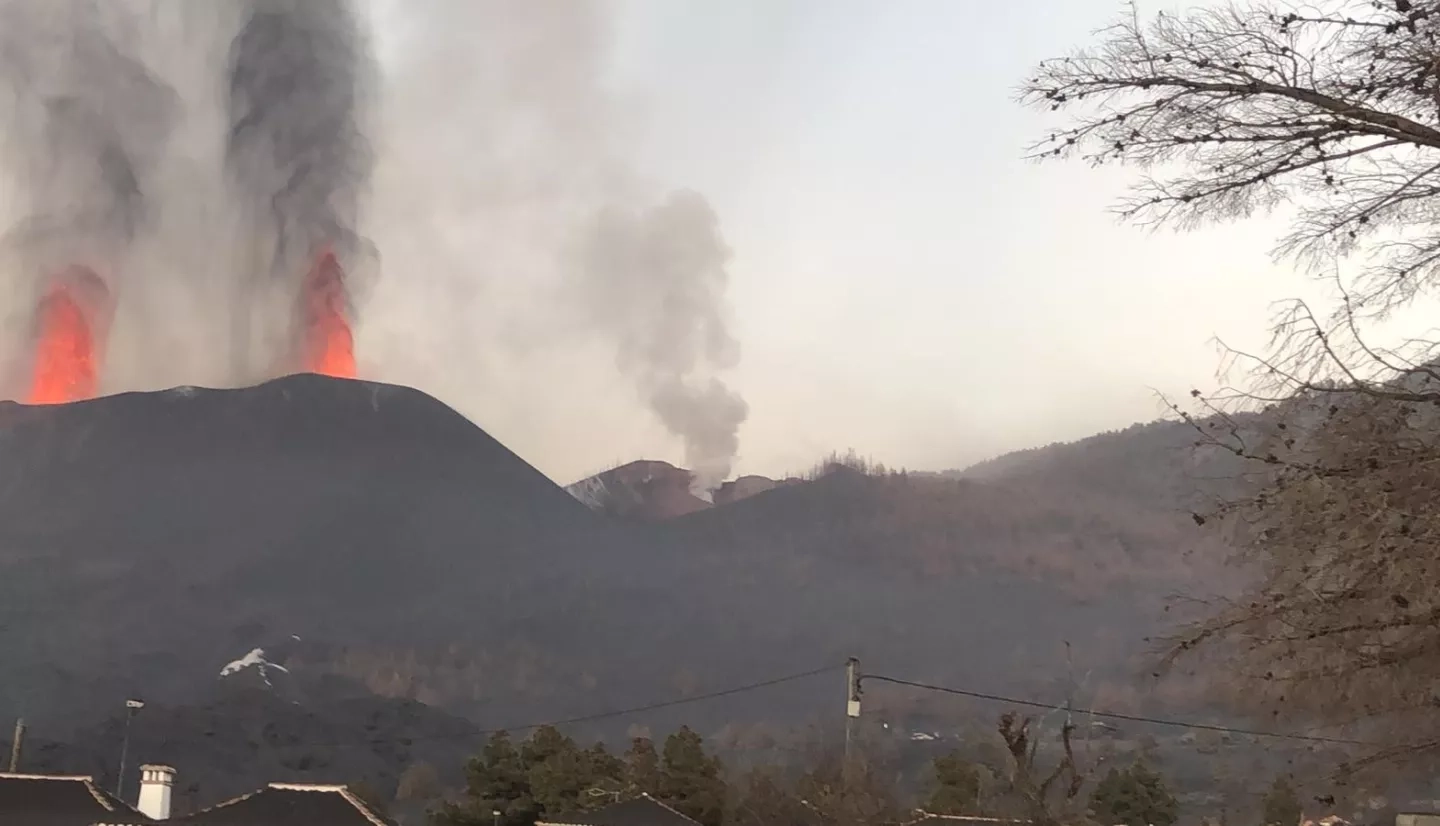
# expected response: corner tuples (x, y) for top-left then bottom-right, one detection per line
(0, 375), (640, 727)
(1, 376), (1227, 777)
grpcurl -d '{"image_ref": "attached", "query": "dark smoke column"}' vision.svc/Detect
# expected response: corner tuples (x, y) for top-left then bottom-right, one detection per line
(225, 0), (375, 379)
(0, 0), (175, 402)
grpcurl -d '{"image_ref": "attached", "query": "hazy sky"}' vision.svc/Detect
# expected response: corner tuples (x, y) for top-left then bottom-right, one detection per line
(368, 0), (1329, 484)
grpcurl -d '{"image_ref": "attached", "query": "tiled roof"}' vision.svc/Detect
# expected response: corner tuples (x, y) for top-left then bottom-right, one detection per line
(537, 795), (701, 826)
(0, 772), (154, 826)
(173, 783), (393, 826)
(905, 814), (1030, 826)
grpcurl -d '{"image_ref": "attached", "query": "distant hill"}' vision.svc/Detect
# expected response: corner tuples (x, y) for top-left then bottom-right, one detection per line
(0, 377), (1253, 812)
(956, 418), (1251, 513)
(564, 460), (802, 519)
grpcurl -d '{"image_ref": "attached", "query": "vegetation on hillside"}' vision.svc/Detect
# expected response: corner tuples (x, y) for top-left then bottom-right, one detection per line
(429, 713), (1198, 826)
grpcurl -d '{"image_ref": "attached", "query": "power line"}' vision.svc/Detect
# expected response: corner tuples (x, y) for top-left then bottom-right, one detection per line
(471, 663), (843, 737)
(305, 662), (844, 749)
(860, 673), (1370, 746)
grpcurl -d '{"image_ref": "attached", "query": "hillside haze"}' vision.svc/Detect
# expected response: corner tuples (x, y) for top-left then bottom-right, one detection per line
(0, 376), (1242, 802)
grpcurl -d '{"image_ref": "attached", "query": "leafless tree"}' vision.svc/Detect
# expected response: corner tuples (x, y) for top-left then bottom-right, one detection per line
(1023, 0), (1440, 322)
(1024, 0), (1440, 768)
(993, 713), (1091, 826)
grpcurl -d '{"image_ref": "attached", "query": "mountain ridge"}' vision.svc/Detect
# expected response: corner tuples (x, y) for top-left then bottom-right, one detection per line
(1, 376), (1248, 810)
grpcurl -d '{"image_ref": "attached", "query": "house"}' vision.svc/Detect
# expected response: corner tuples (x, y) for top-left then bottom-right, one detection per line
(903, 814), (1030, 826)
(0, 764), (393, 826)
(0, 771), (154, 826)
(535, 794), (701, 826)
(173, 782), (393, 826)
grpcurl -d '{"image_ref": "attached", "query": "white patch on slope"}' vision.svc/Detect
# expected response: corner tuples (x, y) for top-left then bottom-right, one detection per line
(219, 647), (289, 687)
(564, 474), (610, 510)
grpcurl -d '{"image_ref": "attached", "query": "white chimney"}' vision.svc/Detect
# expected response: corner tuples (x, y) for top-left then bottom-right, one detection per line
(137, 764), (175, 820)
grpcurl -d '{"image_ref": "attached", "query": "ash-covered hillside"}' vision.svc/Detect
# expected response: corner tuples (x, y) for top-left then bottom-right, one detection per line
(0, 376), (1244, 807)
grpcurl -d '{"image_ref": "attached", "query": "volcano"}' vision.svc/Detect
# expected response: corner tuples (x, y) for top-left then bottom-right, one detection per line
(0, 375), (1235, 807)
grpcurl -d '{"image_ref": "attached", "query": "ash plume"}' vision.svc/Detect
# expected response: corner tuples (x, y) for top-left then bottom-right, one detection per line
(367, 0), (750, 485)
(224, 0), (376, 377)
(0, 0), (748, 483)
(0, 0), (177, 298)
(577, 191), (749, 490)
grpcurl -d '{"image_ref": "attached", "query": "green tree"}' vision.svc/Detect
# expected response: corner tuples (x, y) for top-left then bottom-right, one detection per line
(524, 727), (625, 817)
(659, 727), (726, 826)
(926, 750), (981, 815)
(1262, 776), (1302, 826)
(729, 766), (820, 826)
(434, 728), (628, 826)
(433, 731), (535, 826)
(793, 753), (899, 826)
(624, 737), (662, 796)
(1088, 762), (1178, 826)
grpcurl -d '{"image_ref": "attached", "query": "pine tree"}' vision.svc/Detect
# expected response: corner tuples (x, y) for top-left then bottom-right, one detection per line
(523, 727), (625, 817)
(1088, 762), (1178, 826)
(659, 727), (726, 826)
(433, 731), (536, 826)
(926, 750), (981, 815)
(730, 767), (819, 826)
(1262, 776), (1303, 826)
(624, 737), (662, 796)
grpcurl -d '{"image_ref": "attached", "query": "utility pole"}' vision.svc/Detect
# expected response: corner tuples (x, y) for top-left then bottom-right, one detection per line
(115, 699), (144, 798)
(7, 718), (24, 772)
(844, 657), (861, 770)
(1064, 641), (1074, 728)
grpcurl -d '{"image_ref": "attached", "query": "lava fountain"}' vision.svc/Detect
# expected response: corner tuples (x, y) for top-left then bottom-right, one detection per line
(27, 266), (112, 405)
(297, 245), (356, 379)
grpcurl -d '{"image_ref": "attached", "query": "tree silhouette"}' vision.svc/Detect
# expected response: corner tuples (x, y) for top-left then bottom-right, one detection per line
(926, 749), (982, 815)
(433, 731), (535, 826)
(1023, 1), (1440, 322)
(1026, 0), (1440, 767)
(624, 737), (662, 797)
(1262, 775), (1303, 826)
(1088, 762), (1178, 826)
(660, 727), (726, 826)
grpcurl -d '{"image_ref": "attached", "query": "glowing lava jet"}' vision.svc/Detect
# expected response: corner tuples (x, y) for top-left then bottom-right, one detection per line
(296, 245), (356, 379)
(27, 266), (112, 405)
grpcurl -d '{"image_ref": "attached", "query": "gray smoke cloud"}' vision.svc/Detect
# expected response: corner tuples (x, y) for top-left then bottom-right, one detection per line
(0, 0), (748, 483)
(578, 191), (749, 489)
(0, 0), (374, 390)
(368, 0), (750, 486)
(225, 0), (376, 376)
(0, 0), (177, 386)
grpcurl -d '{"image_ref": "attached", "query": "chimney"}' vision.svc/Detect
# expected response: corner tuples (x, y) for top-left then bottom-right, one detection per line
(137, 764), (175, 820)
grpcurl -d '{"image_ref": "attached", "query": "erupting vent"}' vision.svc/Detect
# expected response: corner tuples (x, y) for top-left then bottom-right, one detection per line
(298, 246), (356, 379)
(28, 267), (110, 405)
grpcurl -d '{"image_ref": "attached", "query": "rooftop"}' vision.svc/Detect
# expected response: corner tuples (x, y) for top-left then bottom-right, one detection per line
(537, 795), (702, 826)
(0, 772), (154, 826)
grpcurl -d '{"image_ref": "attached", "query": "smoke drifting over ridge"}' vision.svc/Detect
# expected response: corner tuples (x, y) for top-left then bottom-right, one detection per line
(364, 0), (752, 484)
(578, 191), (748, 489)
(0, 0), (749, 483)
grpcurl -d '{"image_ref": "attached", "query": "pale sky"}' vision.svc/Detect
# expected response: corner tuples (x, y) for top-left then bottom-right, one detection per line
(366, 0), (1329, 484)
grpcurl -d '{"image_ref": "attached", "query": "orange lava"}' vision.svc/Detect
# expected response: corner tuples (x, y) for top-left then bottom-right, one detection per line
(28, 272), (106, 405)
(299, 246), (356, 379)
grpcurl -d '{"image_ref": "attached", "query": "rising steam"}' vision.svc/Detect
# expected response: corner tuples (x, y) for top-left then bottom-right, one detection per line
(578, 191), (749, 489)
(369, 0), (751, 484)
